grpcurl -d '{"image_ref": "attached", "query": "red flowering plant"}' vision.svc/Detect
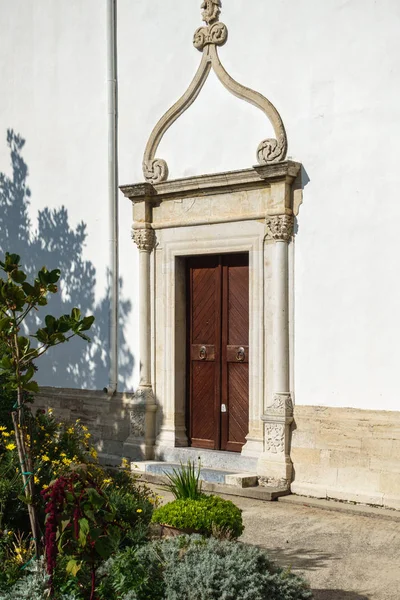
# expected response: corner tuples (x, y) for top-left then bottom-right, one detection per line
(42, 464), (121, 600)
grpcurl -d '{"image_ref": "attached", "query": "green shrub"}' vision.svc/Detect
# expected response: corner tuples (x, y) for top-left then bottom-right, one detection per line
(100, 536), (313, 600)
(151, 495), (244, 538)
(98, 546), (165, 600)
(164, 460), (203, 500)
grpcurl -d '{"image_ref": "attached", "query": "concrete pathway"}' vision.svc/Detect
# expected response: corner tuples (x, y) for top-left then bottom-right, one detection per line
(149, 484), (400, 600)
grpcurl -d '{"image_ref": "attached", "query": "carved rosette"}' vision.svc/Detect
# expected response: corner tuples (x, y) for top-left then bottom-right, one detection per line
(132, 227), (156, 252)
(257, 134), (287, 165)
(143, 158), (168, 185)
(265, 215), (294, 242)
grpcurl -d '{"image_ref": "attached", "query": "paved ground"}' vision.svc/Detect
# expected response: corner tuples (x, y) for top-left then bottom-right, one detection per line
(149, 484), (400, 600)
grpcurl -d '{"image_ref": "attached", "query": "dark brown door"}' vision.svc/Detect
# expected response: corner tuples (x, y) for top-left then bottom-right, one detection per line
(187, 254), (249, 452)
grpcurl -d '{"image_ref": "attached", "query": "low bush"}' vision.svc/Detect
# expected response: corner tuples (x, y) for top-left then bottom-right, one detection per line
(151, 494), (244, 539)
(100, 535), (313, 600)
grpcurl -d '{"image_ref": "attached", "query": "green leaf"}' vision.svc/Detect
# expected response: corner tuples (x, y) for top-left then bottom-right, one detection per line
(0, 317), (12, 331)
(45, 314), (56, 332)
(61, 519), (70, 532)
(71, 307), (81, 321)
(80, 316), (95, 331)
(66, 559), (81, 578)
(23, 381), (39, 393)
(78, 517), (90, 547)
(86, 487), (105, 509)
(48, 269), (60, 284)
(21, 282), (36, 296)
(21, 365), (35, 383)
(18, 336), (30, 355)
(34, 329), (49, 343)
(10, 270), (26, 284)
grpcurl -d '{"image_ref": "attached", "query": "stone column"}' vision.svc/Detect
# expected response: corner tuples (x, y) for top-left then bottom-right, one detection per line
(258, 214), (294, 489)
(125, 226), (157, 460)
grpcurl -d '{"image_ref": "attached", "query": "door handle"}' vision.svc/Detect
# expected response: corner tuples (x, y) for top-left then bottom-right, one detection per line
(236, 346), (245, 362)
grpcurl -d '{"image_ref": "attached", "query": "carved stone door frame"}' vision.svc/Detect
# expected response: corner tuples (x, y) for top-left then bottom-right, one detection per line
(121, 162), (301, 489)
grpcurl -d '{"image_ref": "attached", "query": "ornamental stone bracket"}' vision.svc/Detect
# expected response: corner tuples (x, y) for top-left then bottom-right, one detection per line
(141, 0), (288, 184)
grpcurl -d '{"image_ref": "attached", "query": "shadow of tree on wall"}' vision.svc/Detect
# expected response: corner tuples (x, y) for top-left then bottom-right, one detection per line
(0, 129), (134, 390)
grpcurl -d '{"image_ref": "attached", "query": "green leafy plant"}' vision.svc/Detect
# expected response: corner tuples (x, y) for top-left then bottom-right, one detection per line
(151, 495), (244, 539)
(42, 464), (121, 600)
(0, 252), (94, 556)
(164, 459), (203, 500)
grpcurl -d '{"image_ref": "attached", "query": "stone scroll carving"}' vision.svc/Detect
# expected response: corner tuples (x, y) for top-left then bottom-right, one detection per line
(142, 1), (288, 184)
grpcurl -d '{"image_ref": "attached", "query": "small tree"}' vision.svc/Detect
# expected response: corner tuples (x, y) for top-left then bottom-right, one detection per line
(0, 252), (94, 558)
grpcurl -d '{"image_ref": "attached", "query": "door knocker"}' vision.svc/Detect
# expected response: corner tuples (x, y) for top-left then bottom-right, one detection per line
(236, 347), (245, 362)
(199, 346), (207, 360)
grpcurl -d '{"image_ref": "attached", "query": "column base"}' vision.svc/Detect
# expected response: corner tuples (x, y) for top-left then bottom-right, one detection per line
(257, 454), (292, 490)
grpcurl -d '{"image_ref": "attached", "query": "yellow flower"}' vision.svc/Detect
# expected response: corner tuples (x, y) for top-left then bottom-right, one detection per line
(7, 530), (13, 536)
(42, 455), (50, 462)
(47, 408), (53, 415)
(67, 427), (74, 435)
(34, 476), (40, 485)
(60, 453), (67, 458)
(90, 448), (98, 459)
(0, 426), (7, 431)
(62, 457), (72, 466)
(5, 443), (16, 451)
(42, 484), (49, 490)
(136, 509), (143, 513)
(103, 478), (112, 485)
(82, 425), (88, 432)
(84, 432), (91, 439)
(1, 431), (10, 437)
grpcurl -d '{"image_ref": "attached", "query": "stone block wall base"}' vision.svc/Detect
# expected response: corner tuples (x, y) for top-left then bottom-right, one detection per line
(291, 405), (400, 511)
(122, 436), (149, 461)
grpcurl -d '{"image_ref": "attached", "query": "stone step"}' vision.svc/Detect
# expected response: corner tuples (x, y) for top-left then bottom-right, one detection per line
(154, 447), (258, 472)
(132, 461), (258, 488)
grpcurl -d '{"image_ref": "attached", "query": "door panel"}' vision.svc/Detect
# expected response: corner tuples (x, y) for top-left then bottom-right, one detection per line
(187, 254), (248, 452)
(221, 255), (249, 451)
(188, 256), (221, 449)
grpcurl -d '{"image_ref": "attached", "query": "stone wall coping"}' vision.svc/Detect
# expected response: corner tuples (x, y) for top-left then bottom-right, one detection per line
(120, 161), (301, 203)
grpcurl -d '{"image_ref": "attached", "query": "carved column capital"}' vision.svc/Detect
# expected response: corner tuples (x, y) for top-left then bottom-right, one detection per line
(132, 227), (156, 252)
(265, 214), (294, 242)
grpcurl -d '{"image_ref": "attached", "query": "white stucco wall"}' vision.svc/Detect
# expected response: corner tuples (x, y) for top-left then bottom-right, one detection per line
(1, 0), (399, 410)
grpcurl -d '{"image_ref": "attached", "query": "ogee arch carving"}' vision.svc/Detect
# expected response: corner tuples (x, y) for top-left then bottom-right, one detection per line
(142, 1), (288, 184)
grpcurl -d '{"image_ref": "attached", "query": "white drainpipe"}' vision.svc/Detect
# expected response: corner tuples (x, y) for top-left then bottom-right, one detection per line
(107, 0), (119, 395)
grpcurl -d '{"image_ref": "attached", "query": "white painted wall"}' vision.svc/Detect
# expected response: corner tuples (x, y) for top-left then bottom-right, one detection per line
(1, 0), (400, 410)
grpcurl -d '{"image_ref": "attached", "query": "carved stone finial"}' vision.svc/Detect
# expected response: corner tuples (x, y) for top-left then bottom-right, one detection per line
(265, 215), (294, 242)
(132, 227), (156, 252)
(201, 0), (221, 25)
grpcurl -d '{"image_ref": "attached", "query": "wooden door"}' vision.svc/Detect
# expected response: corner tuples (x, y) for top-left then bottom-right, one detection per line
(187, 254), (249, 452)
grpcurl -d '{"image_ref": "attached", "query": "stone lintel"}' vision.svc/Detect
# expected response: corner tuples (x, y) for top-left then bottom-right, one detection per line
(120, 162), (301, 203)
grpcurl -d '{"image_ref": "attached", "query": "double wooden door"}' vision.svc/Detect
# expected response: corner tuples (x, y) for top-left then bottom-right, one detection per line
(187, 254), (249, 452)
